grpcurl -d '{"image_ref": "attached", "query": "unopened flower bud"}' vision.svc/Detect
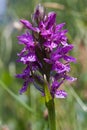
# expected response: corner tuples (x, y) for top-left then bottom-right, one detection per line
(32, 4), (45, 25)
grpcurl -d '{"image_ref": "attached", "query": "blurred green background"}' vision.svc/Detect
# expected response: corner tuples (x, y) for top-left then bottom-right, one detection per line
(0, 0), (87, 130)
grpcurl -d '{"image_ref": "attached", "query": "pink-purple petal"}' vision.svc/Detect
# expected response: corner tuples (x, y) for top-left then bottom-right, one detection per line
(52, 61), (70, 73)
(46, 12), (56, 29)
(20, 19), (40, 32)
(56, 23), (66, 31)
(63, 55), (76, 63)
(66, 75), (77, 82)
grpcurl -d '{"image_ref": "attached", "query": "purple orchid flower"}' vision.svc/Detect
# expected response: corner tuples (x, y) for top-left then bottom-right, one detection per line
(16, 4), (76, 98)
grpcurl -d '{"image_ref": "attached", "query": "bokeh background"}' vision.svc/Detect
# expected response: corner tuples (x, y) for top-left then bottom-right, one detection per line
(0, 0), (87, 130)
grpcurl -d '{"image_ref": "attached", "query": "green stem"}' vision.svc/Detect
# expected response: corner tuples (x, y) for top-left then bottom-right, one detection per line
(46, 99), (56, 130)
(44, 78), (56, 130)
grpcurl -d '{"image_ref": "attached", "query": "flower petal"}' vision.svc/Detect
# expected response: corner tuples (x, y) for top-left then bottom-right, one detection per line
(20, 19), (40, 32)
(65, 75), (77, 82)
(62, 44), (74, 54)
(46, 12), (56, 29)
(63, 55), (76, 63)
(56, 23), (66, 31)
(52, 80), (64, 90)
(19, 81), (28, 94)
(17, 32), (34, 47)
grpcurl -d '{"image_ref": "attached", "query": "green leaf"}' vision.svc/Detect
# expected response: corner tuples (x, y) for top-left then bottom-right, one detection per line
(0, 80), (34, 113)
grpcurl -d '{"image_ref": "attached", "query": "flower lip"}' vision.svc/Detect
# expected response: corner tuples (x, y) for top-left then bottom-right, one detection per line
(20, 54), (36, 64)
(55, 90), (67, 98)
(52, 61), (70, 73)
